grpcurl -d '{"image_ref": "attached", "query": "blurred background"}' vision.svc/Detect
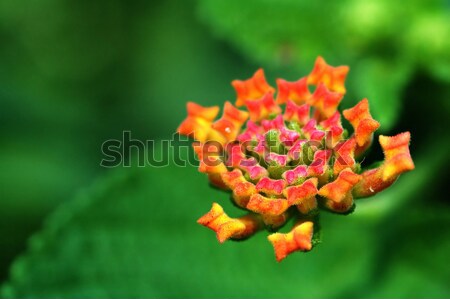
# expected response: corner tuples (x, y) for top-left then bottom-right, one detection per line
(0, 0), (449, 297)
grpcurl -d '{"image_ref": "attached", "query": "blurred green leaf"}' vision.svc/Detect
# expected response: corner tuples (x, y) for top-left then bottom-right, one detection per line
(368, 209), (450, 298)
(197, 0), (346, 67)
(401, 11), (450, 82)
(2, 142), (449, 298)
(197, 0), (449, 78)
(0, 157), (373, 297)
(0, 0), (124, 80)
(132, 0), (254, 139)
(196, 0), (450, 129)
(0, 0), (256, 281)
(349, 58), (412, 130)
(0, 138), (95, 277)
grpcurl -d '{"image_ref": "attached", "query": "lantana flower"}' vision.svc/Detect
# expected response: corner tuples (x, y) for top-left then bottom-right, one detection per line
(177, 57), (414, 262)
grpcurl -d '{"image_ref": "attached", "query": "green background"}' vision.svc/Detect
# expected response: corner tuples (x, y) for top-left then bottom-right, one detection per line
(0, 0), (449, 297)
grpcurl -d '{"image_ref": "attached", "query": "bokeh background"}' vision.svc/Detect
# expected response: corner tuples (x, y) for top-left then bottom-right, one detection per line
(0, 0), (449, 297)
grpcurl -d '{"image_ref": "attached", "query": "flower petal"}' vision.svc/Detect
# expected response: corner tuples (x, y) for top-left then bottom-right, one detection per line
(211, 101), (249, 143)
(198, 203), (261, 243)
(177, 102), (220, 142)
(246, 194), (289, 216)
(343, 98), (380, 147)
(276, 77), (311, 104)
(318, 168), (361, 203)
(379, 132), (415, 181)
(268, 221), (314, 262)
(232, 69), (275, 107)
(307, 56), (349, 94)
(283, 178), (318, 206)
(308, 83), (343, 119)
(245, 93), (282, 122)
(256, 177), (288, 196)
(283, 100), (311, 125)
(320, 111), (344, 148)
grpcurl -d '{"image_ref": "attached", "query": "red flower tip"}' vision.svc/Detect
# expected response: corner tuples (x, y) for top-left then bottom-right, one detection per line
(302, 119), (325, 141)
(287, 139), (307, 161)
(246, 194), (289, 216)
(276, 77), (311, 105)
(333, 137), (357, 174)
(262, 114), (285, 131)
(284, 178), (318, 206)
(320, 111), (344, 148)
(237, 120), (263, 143)
(239, 159), (269, 182)
(283, 165), (308, 185)
(268, 221), (314, 262)
(307, 150), (332, 177)
(283, 100), (311, 125)
(319, 168), (361, 204)
(245, 93), (282, 122)
(256, 177), (288, 196)
(197, 203), (261, 243)
(307, 83), (344, 119)
(343, 98), (380, 147)
(307, 56), (349, 94)
(265, 152), (288, 167)
(232, 68), (275, 107)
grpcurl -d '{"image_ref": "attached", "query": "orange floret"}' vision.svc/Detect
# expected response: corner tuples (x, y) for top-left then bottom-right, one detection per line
(319, 168), (361, 203)
(343, 98), (380, 147)
(246, 194), (289, 216)
(212, 101), (249, 143)
(307, 56), (349, 94)
(232, 69), (275, 107)
(276, 77), (311, 105)
(379, 132), (415, 181)
(245, 93), (282, 122)
(268, 221), (314, 262)
(198, 203), (261, 243)
(177, 102), (220, 142)
(307, 83), (343, 119)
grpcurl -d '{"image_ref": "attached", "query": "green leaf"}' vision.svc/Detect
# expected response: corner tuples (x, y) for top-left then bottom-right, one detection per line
(368, 208), (450, 298)
(349, 57), (412, 130)
(2, 142), (448, 298)
(197, 0), (450, 84)
(196, 0), (450, 130)
(197, 0), (346, 68)
(0, 0), (258, 281)
(402, 10), (450, 83)
(132, 0), (260, 139)
(0, 146), (376, 298)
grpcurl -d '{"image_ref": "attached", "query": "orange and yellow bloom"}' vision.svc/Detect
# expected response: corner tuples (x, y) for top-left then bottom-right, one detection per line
(177, 57), (415, 262)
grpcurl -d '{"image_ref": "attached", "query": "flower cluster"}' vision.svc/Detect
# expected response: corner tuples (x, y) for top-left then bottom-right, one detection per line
(177, 57), (414, 261)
